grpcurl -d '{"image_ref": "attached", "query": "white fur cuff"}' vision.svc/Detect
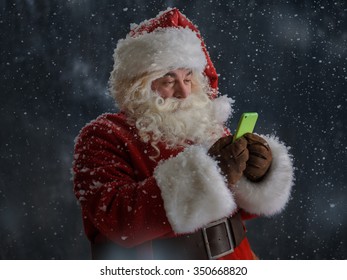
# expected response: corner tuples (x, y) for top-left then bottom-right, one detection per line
(154, 146), (237, 234)
(234, 135), (294, 216)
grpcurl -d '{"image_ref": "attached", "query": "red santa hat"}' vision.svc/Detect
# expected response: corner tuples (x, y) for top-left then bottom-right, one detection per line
(111, 8), (218, 94)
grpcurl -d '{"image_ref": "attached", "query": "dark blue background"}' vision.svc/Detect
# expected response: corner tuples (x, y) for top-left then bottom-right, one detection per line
(1, 0), (346, 259)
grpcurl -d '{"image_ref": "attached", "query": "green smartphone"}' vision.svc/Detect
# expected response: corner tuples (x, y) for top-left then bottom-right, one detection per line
(233, 112), (258, 142)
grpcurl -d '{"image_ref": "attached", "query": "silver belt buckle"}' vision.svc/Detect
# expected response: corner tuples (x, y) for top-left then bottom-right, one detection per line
(202, 218), (234, 260)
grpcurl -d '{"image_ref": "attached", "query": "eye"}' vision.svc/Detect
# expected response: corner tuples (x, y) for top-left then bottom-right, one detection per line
(163, 80), (175, 86)
(184, 79), (192, 84)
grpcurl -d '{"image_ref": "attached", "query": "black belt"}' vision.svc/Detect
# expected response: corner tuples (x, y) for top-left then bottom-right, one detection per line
(91, 212), (245, 260)
(153, 212), (246, 259)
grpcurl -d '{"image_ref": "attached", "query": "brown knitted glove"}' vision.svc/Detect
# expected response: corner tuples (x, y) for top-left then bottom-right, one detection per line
(243, 133), (272, 182)
(208, 135), (249, 186)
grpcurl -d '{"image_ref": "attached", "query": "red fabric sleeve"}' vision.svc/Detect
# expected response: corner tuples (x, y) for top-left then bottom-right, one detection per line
(73, 116), (172, 247)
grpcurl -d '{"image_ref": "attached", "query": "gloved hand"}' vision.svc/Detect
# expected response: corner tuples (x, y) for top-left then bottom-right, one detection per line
(243, 133), (272, 182)
(208, 135), (249, 186)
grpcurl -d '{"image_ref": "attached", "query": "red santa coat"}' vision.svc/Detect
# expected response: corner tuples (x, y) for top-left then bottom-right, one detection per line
(73, 110), (294, 260)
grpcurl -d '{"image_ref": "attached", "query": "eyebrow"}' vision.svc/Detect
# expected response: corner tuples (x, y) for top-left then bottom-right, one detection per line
(164, 70), (193, 78)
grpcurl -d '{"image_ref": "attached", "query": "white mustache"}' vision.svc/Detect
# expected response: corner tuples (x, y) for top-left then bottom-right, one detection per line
(154, 94), (208, 113)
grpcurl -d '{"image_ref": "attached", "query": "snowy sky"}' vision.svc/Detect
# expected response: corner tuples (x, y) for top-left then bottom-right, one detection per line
(1, 0), (346, 259)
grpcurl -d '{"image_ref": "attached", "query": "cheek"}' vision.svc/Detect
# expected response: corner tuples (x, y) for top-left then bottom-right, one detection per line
(155, 86), (174, 99)
(151, 81), (158, 93)
(158, 90), (173, 98)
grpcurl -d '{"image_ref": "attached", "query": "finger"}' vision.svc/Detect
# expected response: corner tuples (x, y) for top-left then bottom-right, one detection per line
(246, 153), (272, 181)
(238, 147), (249, 162)
(244, 166), (261, 181)
(234, 148), (249, 172)
(230, 137), (247, 156)
(213, 135), (234, 149)
(244, 133), (268, 146)
(248, 144), (271, 159)
(234, 136), (248, 148)
(239, 161), (247, 173)
(208, 135), (234, 157)
(245, 158), (269, 179)
(247, 154), (268, 169)
(229, 160), (247, 174)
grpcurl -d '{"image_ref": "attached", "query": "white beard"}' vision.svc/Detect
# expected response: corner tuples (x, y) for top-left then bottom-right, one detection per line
(127, 89), (233, 157)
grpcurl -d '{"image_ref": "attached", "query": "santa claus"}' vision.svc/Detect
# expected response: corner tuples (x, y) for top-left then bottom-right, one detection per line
(73, 8), (294, 260)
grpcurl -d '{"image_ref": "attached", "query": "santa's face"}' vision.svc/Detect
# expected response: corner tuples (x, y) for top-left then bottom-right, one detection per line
(126, 70), (227, 157)
(151, 68), (193, 99)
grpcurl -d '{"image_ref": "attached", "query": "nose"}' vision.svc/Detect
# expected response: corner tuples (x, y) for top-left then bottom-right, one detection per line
(174, 80), (190, 99)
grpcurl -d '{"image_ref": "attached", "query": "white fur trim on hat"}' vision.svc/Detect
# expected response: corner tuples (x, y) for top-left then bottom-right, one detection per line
(233, 134), (294, 216)
(113, 27), (207, 82)
(154, 145), (237, 234)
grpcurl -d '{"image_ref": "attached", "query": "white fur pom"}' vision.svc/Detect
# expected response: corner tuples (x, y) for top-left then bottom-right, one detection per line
(233, 134), (294, 216)
(154, 145), (237, 233)
(211, 95), (234, 123)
